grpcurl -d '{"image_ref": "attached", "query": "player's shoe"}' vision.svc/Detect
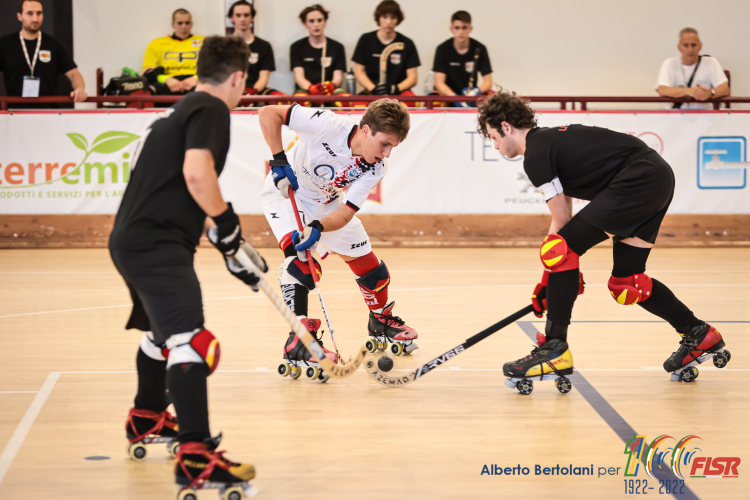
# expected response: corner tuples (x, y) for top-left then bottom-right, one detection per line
(175, 437), (257, 499)
(664, 323), (731, 382)
(278, 318), (337, 382)
(126, 407), (179, 460)
(367, 301), (418, 356)
(502, 333), (574, 395)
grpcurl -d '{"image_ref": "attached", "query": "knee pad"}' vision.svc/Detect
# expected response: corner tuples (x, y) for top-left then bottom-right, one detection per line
(540, 234), (580, 272)
(356, 260), (390, 310)
(166, 329), (220, 375)
(608, 273), (653, 305)
(280, 255), (322, 291)
(139, 331), (169, 361)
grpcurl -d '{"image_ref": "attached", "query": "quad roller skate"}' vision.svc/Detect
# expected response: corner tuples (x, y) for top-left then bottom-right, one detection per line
(366, 301), (418, 356)
(503, 333), (574, 395)
(277, 318), (338, 383)
(175, 437), (258, 500)
(664, 323), (730, 382)
(126, 407), (179, 460)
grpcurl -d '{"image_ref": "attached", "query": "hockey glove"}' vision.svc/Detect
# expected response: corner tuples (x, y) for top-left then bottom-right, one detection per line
(269, 151), (298, 199)
(209, 203), (243, 256)
(226, 242), (269, 291)
(459, 87), (481, 108)
(372, 84), (400, 96)
(292, 220), (324, 254)
(531, 270), (549, 318)
(308, 81), (335, 95)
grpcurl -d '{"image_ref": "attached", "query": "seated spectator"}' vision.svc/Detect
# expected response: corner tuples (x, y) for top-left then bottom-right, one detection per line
(352, 0), (419, 100)
(291, 4), (350, 106)
(431, 11), (492, 107)
(0, 0), (87, 108)
(656, 27), (729, 109)
(227, 0), (284, 103)
(141, 8), (203, 96)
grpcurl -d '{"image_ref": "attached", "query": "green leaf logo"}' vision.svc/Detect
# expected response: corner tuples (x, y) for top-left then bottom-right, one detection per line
(67, 133), (88, 151)
(90, 131), (140, 154)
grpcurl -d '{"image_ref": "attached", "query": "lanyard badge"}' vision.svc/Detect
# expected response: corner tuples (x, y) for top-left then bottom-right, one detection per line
(20, 31), (42, 97)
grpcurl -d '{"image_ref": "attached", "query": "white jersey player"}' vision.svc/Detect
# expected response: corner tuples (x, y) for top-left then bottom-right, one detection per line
(258, 99), (419, 367)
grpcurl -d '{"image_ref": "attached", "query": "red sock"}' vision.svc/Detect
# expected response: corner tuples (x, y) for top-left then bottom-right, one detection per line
(349, 252), (389, 311)
(347, 252), (379, 277)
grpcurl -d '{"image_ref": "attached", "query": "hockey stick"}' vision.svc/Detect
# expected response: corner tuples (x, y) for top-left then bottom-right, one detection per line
(228, 241), (367, 379)
(365, 304), (535, 387)
(287, 186), (345, 364)
(379, 42), (404, 87)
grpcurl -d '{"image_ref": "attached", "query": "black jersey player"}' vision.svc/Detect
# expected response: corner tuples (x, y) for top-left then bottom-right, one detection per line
(476, 89), (730, 391)
(109, 36), (267, 496)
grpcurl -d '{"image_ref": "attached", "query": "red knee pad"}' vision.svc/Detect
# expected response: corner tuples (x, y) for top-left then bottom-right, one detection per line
(540, 234), (580, 272)
(608, 273), (653, 305)
(190, 330), (221, 374)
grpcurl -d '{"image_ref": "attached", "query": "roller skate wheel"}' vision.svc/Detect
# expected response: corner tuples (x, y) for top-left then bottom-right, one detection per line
(289, 365), (302, 379)
(724, 349), (731, 362)
(243, 484), (259, 498)
(278, 363), (291, 377)
(503, 378), (517, 389)
(556, 377), (572, 394)
(404, 343), (419, 354)
(306, 366), (320, 380)
(318, 371), (330, 383)
(713, 352), (729, 368)
(127, 442), (147, 461)
(365, 339), (378, 353)
(177, 489), (197, 500)
(224, 486), (244, 500)
(377, 340), (387, 351)
(516, 379), (533, 395)
(680, 367), (696, 383)
(168, 440), (180, 458)
(390, 343), (405, 356)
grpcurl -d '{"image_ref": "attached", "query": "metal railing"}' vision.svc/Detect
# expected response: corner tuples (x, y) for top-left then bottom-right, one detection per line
(2, 94), (749, 111)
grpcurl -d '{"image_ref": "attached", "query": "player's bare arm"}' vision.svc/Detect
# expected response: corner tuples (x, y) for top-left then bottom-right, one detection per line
(318, 204), (357, 233)
(183, 149), (228, 217)
(293, 67), (313, 90)
(547, 193), (572, 234)
(254, 70), (271, 93)
(258, 105), (290, 154)
(478, 72), (493, 93)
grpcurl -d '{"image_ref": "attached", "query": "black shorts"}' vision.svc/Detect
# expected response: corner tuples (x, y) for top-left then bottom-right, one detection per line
(110, 246), (204, 345)
(578, 150), (675, 244)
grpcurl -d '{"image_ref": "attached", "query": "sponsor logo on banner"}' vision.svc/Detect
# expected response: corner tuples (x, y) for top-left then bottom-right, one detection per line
(0, 131), (139, 200)
(697, 136), (747, 189)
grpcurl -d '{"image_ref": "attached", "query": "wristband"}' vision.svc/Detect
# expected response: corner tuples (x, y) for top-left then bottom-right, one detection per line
(309, 220), (324, 233)
(212, 202), (237, 225)
(270, 151), (288, 166)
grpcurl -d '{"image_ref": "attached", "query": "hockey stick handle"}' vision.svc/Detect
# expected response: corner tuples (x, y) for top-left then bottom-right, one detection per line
(287, 186), (319, 285)
(464, 304), (535, 349)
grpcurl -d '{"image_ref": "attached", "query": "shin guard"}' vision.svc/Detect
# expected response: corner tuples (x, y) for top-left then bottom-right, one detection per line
(355, 260), (390, 311)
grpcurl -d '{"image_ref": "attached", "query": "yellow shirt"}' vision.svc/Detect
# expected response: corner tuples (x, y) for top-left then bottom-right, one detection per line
(142, 34), (204, 77)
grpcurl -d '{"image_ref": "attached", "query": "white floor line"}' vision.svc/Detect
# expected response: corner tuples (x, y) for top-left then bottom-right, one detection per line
(2, 269), (749, 275)
(4, 281), (748, 320)
(0, 391), (39, 394)
(0, 372), (60, 486)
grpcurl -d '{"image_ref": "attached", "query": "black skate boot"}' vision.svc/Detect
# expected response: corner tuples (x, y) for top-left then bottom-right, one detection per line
(126, 407), (179, 460)
(503, 333), (574, 395)
(367, 301), (418, 356)
(664, 323), (730, 382)
(175, 435), (257, 500)
(278, 318), (338, 382)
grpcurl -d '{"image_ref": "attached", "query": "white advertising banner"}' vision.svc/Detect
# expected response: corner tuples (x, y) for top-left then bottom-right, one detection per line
(0, 110), (747, 214)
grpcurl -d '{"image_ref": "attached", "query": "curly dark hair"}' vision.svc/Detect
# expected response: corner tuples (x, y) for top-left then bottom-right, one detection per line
(476, 88), (537, 138)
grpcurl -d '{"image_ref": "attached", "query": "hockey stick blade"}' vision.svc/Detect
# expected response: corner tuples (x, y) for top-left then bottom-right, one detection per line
(233, 249), (367, 379)
(365, 304), (534, 387)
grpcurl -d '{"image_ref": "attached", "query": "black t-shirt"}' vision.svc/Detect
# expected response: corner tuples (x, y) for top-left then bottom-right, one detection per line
(352, 31), (420, 86)
(432, 38), (492, 93)
(0, 32), (76, 100)
(523, 125), (651, 201)
(290, 37), (346, 86)
(110, 92), (231, 252)
(245, 36), (275, 89)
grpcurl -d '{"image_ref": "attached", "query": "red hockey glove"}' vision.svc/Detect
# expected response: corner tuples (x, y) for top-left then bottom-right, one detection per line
(531, 270), (549, 318)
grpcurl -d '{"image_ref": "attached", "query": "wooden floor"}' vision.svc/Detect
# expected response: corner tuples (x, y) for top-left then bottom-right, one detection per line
(0, 247), (747, 500)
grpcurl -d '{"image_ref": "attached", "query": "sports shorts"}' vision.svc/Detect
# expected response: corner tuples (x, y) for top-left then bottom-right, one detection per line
(110, 246), (204, 345)
(260, 173), (373, 258)
(578, 149), (675, 244)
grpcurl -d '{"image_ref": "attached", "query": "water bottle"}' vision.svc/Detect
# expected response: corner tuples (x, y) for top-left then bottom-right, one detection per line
(346, 68), (356, 95)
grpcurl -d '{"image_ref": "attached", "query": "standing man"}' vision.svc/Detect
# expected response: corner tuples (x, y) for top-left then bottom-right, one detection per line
(352, 0), (419, 98)
(142, 9), (203, 97)
(110, 36), (266, 493)
(290, 4), (348, 105)
(432, 11), (493, 107)
(258, 99), (419, 368)
(0, 0), (87, 108)
(227, 0), (285, 101)
(656, 27), (729, 109)
(475, 89), (729, 384)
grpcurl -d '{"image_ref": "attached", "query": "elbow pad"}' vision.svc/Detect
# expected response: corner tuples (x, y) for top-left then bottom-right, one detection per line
(539, 177), (563, 201)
